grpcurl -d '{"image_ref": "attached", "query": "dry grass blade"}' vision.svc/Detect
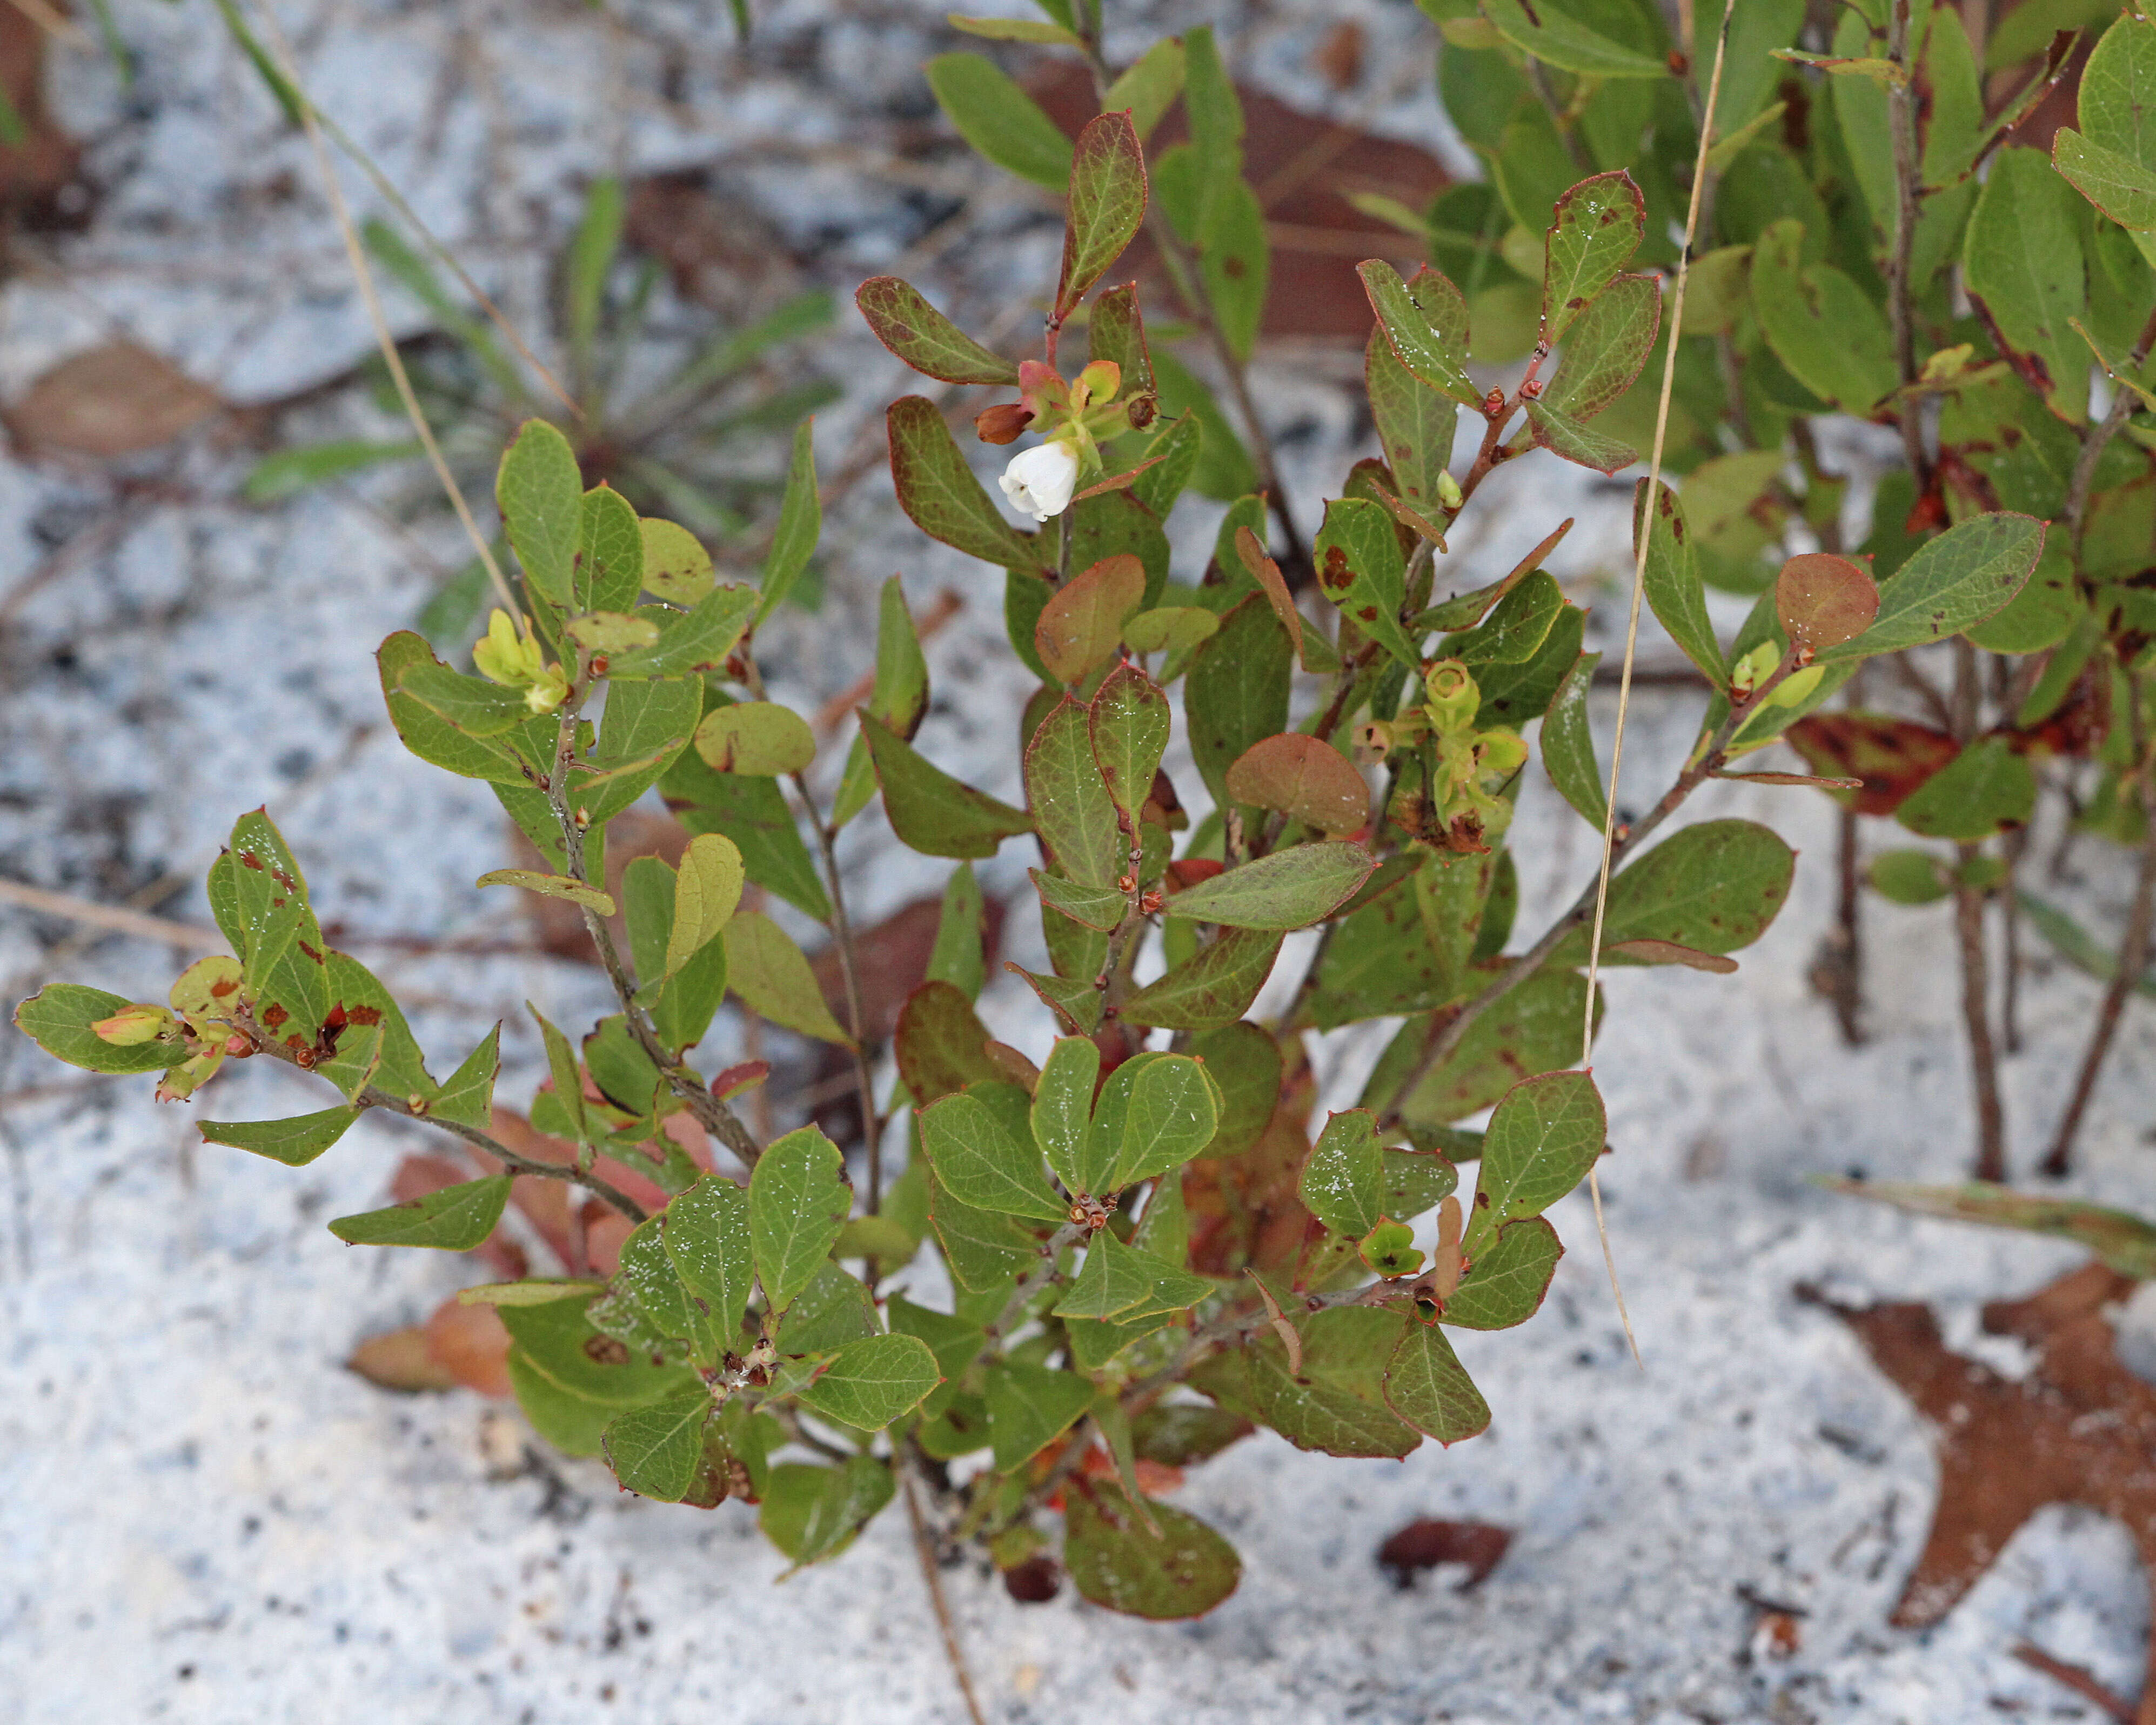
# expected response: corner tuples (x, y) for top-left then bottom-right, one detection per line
(901, 1463), (988, 1725)
(1574, 4), (1735, 1371)
(245, 1), (518, 617)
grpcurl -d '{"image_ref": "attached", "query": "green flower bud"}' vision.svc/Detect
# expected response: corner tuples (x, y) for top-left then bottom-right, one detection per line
(91, 1002), (178, 1046)
(1423, 658), (1479, 733)
(1436, 469), (1464, 511)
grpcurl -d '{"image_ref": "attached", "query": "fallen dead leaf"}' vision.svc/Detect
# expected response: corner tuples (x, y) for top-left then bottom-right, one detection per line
(1802, 1262), (2156, 1724)
(424, 1295), (513, 1399)
(347, 1324), (456, 1393)
(1030, 65), (1447, 342)
(6, 342), (224, 458)
(1376, 1517), (1512, 1591)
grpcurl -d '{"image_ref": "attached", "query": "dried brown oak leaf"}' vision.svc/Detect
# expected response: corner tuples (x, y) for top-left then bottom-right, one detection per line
(1804, 1262), (2156, 1721)
(6, 342), (224, 457)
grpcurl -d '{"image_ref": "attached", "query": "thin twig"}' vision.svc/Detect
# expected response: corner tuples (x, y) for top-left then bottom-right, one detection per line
(901, 1461), (989, 1725)
(0, 880), (225, 951)
(794, 771), (883, 1211)
(1885, 0), (1929, 491)
(1570, 3), (1733, 1370)
(2010, 1641), (2136, 1723)
(2064, 303), (2156, 547)
(2041, 765), (2156, 1178)
(1949, 640), (2008, 1181)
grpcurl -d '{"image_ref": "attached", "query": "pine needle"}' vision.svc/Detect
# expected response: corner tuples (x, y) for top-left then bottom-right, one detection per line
(1575, 4), (1735, 1372)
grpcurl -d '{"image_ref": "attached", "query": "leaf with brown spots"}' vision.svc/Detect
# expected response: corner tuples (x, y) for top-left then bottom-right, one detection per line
(1803, 1261), (2156, 1720)
(1784, 713), (1960, 815)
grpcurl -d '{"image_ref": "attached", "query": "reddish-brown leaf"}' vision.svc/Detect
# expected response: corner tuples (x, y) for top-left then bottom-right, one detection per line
(1776, 552), (1878, 652)
(1224, 734), (1368, 836)
(1035, 554), (1146, 684)
(1784, 713), (1960, 815)
(1803, 1262), (2156, 1669)
(1376, 1518), (1512, 1592)
(7, 343), (223, 458)
(424, 1296), (514, 1398)
(346, 1325), (457, 1394)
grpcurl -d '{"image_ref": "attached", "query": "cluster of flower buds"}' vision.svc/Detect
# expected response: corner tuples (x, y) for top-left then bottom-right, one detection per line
(473, 609), (573, 714)
(984, 359), (1129, 525)
(91, 953), (256, 1102)
(1360, 659), (1528, 853)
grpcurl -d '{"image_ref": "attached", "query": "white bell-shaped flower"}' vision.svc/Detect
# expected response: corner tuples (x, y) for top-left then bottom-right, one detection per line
(998, 438), (1080, 523)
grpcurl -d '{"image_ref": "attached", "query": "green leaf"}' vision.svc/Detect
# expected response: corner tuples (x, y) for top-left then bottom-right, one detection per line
(749, 1126), (852, 1314)
(887, 396), (1044, 572)
(948, 13), (1082, 46)
(692, 701), (816, 777)
(926, 51), (1073, 189)
(1110, 1053), (1220, 1186)
(1058, 112), (1148, 318)
(926, 863), (988, 999)
(855, 276), (1020, 384)
(14, 983), (190, 1074)
(1026, 696), (1123, 891)
(605, 584), (758, 680)
(1314, 497), (1419, 668)
(1822, 1179), (2156, 1280)
(243, 437), (420, 504)
(1242, 1306), (1421, 1457)
(1122, 926), (1285, 1031)
(664, 832), (744, 979)
(1033, 1035), (1108, 1196)
(1187, 1021), (1282, 1159)
(928, 1167), (1044, 1291)
(797, 1332), (942, 1429)
(1199, 180), (1269, 361)
(1548, 819), (1795, 966)
(329, 1174), (512, 1250)
(500, 1293), (696, 1416)
(895, 979), (1002, 1105)
(226, 809), (331, 1043)
(1462, 1070), (1603, 1255)
(1357, 260), (1479, 408)
(1964, 147), (2091, 422)
(497, 420), (584, 608)
(1102, 37), (1186, 141)
(722, 911), (853, 1045)
(1750, 219), (1897, 414)
(377, 632), (533, 786)
(1523, 399), (1636, 473)
(638, 518), (713, 607)
(861, 712), (1033, 860)
(1365, 966), (1590, 1128)
(1826, 512), (2045, 660)
(1089, 662), (1170, 820)
(1030, 871), (1126, 932)
(1482, 0), (1669, 78)
(1635, 473), (1731, 684)
(2054, 126), (2156, 231)
(395, 659), (532, 737)
(1870, 848), (1953, 906)
(919, 1086), (1066, 1221)
(662, 724), (831, 921)
(1184, 594), (1292, 816)
(1383, 1321), (1490, 1443)
(1365, 326), (1462, 521)
(775, 1262), (880, 1359)
(1540, 170), (1646, 346)
(475, 868), (614, 913)
(1065, 1484), (1242, 1620)
(1300, 1109), (1385, 1239)
(199, 1106), (359, 1168)
(1539, 651), (1607, 830)
(1443, 1216), (1562, 1329)
(575, 485), (643, 613)
(1056, 1225), (1158, 1319)
(579, 677), (703, 827)
(1542, 271), (1659, 420)
(753, 419), (823, 624)
(1894, 737), (2036, 841)
(1166, 844), (1375, 931)
(1446, 570), (1566, 666)
(987, 1362), (1095, 1471)
(663, 1175), (756, 1345)
(835, 576), (933, 826)
(759, 1457), (895, 1568)
(602, 1383), (711, 1501)
(1036, 554), (1147, 684)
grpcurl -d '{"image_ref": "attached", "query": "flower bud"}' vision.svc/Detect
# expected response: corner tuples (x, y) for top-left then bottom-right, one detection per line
(1422, 658), (1479, 733)
(92, 1003), (177, 1046)
(1729, 639), (1779, 700)
(1436, 469), (1464, 511)
(974, 402), (1034, 445)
